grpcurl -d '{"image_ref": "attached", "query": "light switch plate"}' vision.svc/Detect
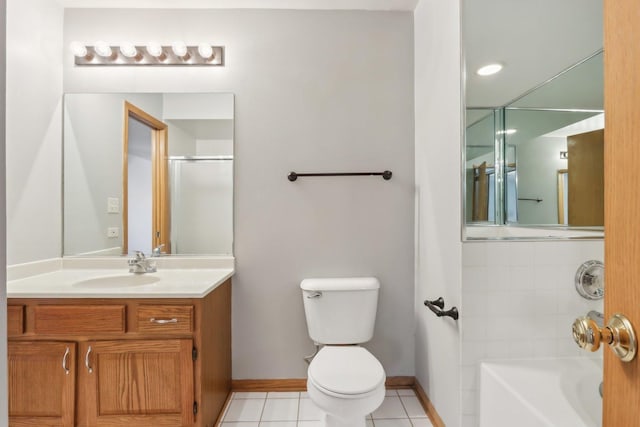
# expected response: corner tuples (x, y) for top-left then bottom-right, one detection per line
(107, 197), (120, 213)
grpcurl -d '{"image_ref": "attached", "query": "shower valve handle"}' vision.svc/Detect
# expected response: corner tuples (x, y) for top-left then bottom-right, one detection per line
(572, 313), (637, 362)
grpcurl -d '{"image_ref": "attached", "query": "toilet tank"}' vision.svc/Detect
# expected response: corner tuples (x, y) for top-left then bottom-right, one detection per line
(301, 277), (380, 345)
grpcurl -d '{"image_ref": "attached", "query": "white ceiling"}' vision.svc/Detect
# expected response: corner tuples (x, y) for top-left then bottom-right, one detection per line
(59, 0), (418, 10)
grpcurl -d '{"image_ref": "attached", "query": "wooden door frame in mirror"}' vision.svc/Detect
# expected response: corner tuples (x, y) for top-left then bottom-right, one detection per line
(122, 101), (170, 256)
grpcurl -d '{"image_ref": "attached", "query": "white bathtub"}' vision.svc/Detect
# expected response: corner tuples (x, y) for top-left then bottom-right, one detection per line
(479, 358), (602, 427)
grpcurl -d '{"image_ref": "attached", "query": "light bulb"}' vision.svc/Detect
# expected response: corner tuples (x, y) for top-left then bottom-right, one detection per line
(119, 42), (138, 58)
(172, 41), (188, 58)
(94, 41), (112, 58)
(197, 43), (213, 59)
(70, 41), (88, 58)
(146, 42), (163, 57)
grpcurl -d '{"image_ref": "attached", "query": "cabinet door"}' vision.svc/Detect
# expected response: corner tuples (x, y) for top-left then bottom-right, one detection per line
(81, 339), (194, 427)
(8, 341), (76, 427)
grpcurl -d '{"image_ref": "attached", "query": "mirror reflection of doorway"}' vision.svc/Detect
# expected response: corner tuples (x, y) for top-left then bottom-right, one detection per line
(567, 129), (604, 226)
(122, 102), (170, 255)
(471, 162), (518, 223)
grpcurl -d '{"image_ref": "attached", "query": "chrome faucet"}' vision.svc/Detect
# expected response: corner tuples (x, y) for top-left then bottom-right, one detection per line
(128, 251), (157, 274)
(152, 244), (165, 257)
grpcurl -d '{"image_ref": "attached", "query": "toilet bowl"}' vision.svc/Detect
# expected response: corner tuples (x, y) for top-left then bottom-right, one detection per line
(307, 346), (385, 427)
(301, 277), (386, 427)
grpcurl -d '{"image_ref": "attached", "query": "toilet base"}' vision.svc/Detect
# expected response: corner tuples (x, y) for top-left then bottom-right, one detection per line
(323, 412), (367, 427)
(307, 376), (384, 427)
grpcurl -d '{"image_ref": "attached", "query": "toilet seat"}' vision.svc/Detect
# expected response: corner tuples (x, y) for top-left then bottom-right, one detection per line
(308, 346), (385, 398)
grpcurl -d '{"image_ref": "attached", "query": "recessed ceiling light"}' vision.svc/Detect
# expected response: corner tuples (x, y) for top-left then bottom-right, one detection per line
(477, 63), (503, 76)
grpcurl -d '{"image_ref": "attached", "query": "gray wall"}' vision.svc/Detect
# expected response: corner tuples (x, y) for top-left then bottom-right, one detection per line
(516, 135), (567, 224)
(63, 9), (415, 378)
(6, 0), (63, 264)
(127, 118), (153, 255)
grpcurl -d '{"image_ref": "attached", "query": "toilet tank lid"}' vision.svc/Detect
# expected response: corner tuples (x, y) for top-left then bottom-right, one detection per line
(300, 277), (380, 291)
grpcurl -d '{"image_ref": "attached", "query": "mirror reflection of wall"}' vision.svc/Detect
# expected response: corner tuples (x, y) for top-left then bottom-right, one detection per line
(63, 93), (234, 256)
(127, 117), (154, 255)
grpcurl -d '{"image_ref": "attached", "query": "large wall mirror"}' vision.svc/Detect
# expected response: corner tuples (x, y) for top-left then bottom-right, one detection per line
(64, 93), (234, 256)
(463, 0), (603, 237)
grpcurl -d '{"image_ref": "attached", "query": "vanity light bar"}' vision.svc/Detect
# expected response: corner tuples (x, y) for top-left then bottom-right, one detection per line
(72, 42), (225, 66)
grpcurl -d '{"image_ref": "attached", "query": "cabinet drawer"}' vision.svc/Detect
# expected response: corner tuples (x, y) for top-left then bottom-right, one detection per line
(34, 305), (126, 334)
(7, 305), (24, 336)
(136, 305), (194, 333)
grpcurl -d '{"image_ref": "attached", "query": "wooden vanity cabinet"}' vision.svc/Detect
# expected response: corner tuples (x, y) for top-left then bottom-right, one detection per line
(7, 279), (231, 427)
(79, 339), (195, 427)
(8, 341), (76, 427)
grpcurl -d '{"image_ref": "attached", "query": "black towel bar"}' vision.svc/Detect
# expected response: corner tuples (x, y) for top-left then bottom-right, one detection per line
(288, 171), (392, 182)
(518, 197), (543, 203)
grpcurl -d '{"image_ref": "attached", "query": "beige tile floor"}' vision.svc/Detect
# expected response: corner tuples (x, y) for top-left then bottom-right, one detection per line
(219, 389), (434, 427)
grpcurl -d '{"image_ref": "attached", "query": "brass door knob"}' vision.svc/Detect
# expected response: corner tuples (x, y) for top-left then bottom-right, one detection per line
(572, 313), (637, 362)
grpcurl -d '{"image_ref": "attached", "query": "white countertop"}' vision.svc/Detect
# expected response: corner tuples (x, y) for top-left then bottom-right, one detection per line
(7, 268), (234, 299)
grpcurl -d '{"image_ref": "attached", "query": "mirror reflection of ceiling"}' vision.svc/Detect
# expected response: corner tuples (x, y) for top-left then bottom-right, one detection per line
(464, 0), (603, 108)
(466, 51), (604, 148)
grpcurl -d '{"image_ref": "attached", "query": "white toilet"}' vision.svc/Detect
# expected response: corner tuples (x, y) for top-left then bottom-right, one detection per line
(301, 277), (386, 427)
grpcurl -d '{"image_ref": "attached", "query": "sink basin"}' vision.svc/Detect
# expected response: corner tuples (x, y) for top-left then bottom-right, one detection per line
(72, 274), (160, 288)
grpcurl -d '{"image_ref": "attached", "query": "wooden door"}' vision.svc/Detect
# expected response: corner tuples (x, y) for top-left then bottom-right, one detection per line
(8, 341), (76, 427)
(80, 339), (194, 427)
(604, 0), (640, 425)
(567, 129), (604, 226)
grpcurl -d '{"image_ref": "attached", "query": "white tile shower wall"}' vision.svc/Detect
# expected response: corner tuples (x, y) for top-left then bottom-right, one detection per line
(461, 239), (604, 426)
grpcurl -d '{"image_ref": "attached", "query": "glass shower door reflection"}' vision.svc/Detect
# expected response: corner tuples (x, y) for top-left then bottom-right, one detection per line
(170, 157), (233, 255)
